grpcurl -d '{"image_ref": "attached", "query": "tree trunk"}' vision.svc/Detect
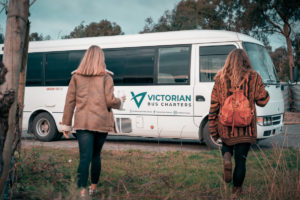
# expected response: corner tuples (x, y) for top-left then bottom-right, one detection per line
(283, 23), (295, 82)
(0, 0), (29, 198)
(12, 20), (30, 154)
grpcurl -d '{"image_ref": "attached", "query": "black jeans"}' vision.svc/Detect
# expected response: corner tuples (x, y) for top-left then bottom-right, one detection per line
(222, 142), (251, 187)
(76, 130), (107, 188)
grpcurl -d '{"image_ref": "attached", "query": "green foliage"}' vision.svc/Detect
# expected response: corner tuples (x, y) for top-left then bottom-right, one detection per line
(15, 148), (77, 199)
(224, 0), (300, 44)
(29, 32), (51, 41)
(293, 33), (300, 77)
(63, 20), (124, 39)
(140, 0), (300, 81)
(13, 147), (300, 200)
(269, 47), (290, 81)
(141, 0), (299, 45)
(141, 0), (226, 33)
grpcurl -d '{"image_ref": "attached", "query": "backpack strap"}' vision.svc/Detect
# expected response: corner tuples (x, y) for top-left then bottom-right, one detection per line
(237, 73), (249, 89)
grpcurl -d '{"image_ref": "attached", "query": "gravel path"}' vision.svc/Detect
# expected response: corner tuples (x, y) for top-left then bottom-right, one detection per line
(22, 124), (300, 152)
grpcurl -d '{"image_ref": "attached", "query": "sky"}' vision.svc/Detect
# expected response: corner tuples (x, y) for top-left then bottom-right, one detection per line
(1, 0), (182, 39)
(0, 0), (286, 49)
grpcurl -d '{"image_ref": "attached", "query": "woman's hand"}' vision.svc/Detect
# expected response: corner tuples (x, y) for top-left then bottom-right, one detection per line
(121, 96), (126, 102)
(63, 131), (71, 139)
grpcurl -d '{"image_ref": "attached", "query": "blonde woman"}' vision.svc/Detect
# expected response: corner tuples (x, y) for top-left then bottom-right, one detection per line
(209, 49), (269, 195)
(61, 45), (125, 198)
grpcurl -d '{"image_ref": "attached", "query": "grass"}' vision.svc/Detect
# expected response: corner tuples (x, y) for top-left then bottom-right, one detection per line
(10, 145), (300, 200)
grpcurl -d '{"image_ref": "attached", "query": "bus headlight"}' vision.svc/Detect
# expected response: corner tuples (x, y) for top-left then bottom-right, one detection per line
(257, 116), (273, 126)
(257, 117), (263, 126)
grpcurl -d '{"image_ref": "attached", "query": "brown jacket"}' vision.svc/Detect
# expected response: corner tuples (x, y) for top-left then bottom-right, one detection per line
(61, 71), (121, 133)
(208, 70), (270, 145)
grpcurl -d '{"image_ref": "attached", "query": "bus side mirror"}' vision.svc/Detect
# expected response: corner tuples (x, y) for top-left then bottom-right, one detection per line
(293, 67), (298, 83)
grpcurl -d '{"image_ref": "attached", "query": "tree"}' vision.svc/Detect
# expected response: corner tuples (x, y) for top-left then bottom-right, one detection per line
(0, 0), (30, 198)
(63, 19), (124, 39)
(29, 32), (51, 41)
(292, 33), (300, 79)
(221, 0), (300, 82)
(270, 47), (290, 81)
(141, 0), (225, 33)
(141, 0), (300, 81)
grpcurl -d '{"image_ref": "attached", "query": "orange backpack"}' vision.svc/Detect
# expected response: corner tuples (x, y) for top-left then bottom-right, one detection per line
(219, 76), (253, 129)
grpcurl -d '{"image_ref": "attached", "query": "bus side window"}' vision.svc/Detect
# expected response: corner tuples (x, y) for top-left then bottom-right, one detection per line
(105, 48), (155, 86)
(199, 45), (236, 82)
(45, 52), (70, 86)
(68, 50), (85, 82)
(26, 53), (44, 86)
(158, 46), (190, 84)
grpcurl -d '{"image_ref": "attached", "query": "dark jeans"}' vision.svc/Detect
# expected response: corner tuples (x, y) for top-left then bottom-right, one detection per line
(222, 142), (251, 187)
(76, 130), (107, 188)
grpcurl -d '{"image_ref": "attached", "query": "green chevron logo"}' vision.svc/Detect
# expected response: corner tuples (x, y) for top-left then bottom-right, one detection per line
(131, 92), (147, 108)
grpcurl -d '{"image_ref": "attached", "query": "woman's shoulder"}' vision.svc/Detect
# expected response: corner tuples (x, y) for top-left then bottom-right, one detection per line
(106, 69), (114, 76)
(249, 69), (258, 76)
(71, 70), (113, 77)
(104, 70), (114, 80)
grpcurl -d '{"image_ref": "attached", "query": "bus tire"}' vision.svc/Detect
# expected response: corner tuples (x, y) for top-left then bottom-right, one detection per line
(202, 122), (222, 149)
(32, 112), (58, 142)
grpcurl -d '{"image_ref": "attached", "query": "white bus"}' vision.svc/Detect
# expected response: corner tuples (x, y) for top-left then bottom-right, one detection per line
(0, 30), (284, 149)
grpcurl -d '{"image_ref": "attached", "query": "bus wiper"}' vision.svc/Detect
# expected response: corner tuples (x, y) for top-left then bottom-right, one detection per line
(264, 79), (279, 85)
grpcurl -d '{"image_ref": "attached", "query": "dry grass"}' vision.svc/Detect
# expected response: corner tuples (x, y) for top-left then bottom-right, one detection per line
(10, 142), (300, 200)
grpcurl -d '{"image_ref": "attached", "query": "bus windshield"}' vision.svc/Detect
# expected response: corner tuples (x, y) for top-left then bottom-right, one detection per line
(243, 42), (279, 84)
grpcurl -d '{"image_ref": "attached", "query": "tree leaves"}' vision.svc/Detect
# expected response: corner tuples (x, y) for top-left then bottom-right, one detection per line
(63, 20), (124, 39)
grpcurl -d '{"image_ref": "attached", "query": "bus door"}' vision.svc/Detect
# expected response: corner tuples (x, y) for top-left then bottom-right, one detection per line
(154, 46), (195, 139)
(107, 45), (196, 139)
(193, 43), (238, 128)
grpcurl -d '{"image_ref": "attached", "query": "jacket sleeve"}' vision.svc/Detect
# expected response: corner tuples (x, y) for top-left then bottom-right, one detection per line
(255, 74), (270, 107)
(62, 76), (76, 131)
(104, 75), (121, 109)
(208, 80), (220, 139)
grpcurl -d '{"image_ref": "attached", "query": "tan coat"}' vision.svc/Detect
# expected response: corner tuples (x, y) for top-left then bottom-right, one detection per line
(61, 71), (121, 133)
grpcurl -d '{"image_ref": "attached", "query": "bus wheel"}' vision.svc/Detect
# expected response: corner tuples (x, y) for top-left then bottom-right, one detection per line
(32, 112), (58, 142)
(202, 122), (222, 149)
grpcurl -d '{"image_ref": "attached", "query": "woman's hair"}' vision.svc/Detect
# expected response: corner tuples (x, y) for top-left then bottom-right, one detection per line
(76, 45), (106, 76)
(217, 49), (253, 86)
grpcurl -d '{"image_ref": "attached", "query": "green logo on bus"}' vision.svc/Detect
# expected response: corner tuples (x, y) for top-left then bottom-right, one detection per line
(131, 92), (147, 108)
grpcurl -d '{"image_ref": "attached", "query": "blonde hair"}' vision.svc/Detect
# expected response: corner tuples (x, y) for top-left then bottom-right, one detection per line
(76, 45), (106, 76)
(217, 49), (252, 86)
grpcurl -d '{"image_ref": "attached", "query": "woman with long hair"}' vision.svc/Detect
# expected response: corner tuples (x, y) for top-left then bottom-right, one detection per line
(61, 45), (125, 198)
(209, 49), (270, 195)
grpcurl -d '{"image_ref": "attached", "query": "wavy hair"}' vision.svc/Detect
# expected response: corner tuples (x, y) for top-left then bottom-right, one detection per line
(216, 49), (253, 86)
(76, 45), (106, 76)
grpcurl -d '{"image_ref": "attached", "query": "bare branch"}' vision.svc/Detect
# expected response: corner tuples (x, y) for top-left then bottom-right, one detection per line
(30, 0), (37, 7)
(258, 29), (281, 34)
(0, 3), (7, 8)
(273, 1), (289, 24)
(262, 12), (284, 35)
(0, 6), (5, 14)
(0, 0), (8, 14)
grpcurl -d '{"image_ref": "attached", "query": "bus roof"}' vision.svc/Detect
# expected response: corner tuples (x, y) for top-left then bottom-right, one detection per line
(0, 30), (263, 53)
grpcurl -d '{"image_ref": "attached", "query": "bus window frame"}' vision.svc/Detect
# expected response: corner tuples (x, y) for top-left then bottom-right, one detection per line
(25, 44), (192, 87)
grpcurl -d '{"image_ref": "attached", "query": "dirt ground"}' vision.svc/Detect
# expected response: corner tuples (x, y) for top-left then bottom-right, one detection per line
(21, 111), (300, 151)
